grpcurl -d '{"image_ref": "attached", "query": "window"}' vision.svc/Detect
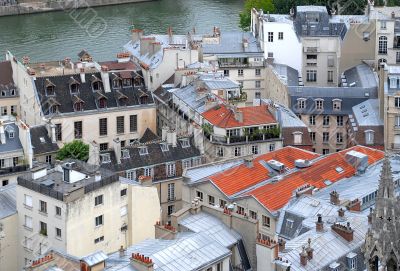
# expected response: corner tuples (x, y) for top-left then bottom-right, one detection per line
(327, 55), (335, 67)
(306, 70), (317, 82)
(55, 124), (62, 141)
(378, 36), (388, 54)
(323, 116), (330, 126)
(166, 163), (176, 177)
(74, 102), (84, 112)
(10, 105), (16, 115)
(121, 149), (130, 159)
(310, 132), (316, 142)
(268, 32), (273, 42)
(216, 146), (224, 157)
(196, 190), (203, 201)
(130, 115), (137, 132)
(238, 69), (244, 76)
(237, 206), (245, 215)
(307, 54), (317, 60)
(337, 116), (344, 126)
(95, 215), (104, 227)
(120, 188), (127, 197)
(333, 100), (341, 111)
(123, 79), (132, 87)
(254, 80), (261, 88)
(293, 132), (303, 144)
(309, 115), (316, 125)
(397, 52), (400, 63)
(95, 195), (103, 206)
(24, 215), (33, 229)
(45, 155), (52, 165)
(217, 262), (223, 271)
(98, 98), (107, 109)
(39, 200), (47, 213)
(139, 146), (148, 155)
(337, 133), (343, 143)
(315, 99), (323, 110)
(13, 157), (18, 167)
(219, 199), (227, 208)
(262, 215), (270, 227)
(126, 170), (136, 180)
(224, 70), (229, 76)
(180, 138), (190, 148)
(252, 145), (259, 155)
(250, 210), (257, 220)
(120, 205), (127, 217)
(297, 99), (306, 109)
(227, 129), (240, 137)
(94, 236), (104, 244)
(278, 32), (283, 40)
(269, 143), (275, 152)
(99, 143), (108, 151)
(208, 195), (215, 205)
(113, 78), (121, 89)
(267, 52), (274, 58)
(182, 159), (191, 169)
(328, 71), (334, 83)
(365, 130), (374, 145)
(144, 167), (153, 177)
(234, 147), (241, 157)
(55, 206), (61, 216)
(99, 118), (107, 136)
(323, 149), (330, 155)
(323, 132), (330, 143)
(395, 116), (400, 127)
(74, 121), (82, 139)
(116, 116), (125, 134)
(255, 69), (261, 76)
(255, 92), (261, 99)
(2, 180), (8, 186)
(167, 205), (175, 216)
(380, 20), (387, 29)
(168, 183), (175, 201)
(395, 97), (400, 108)
(56, 228), (62, 238)
(24, 195), (33, 208)
(40, 221), (47, 236)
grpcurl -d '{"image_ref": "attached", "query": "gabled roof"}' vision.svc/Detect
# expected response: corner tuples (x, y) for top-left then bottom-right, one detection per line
(247, 146), (384, 211)
(202, 104), (276, 128)
(209, 146), (320, 197)
(0, 61), (16, 91)
(139, 128), (159, 143)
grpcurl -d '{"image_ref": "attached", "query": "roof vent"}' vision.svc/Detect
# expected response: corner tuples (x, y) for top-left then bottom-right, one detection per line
(295, 159), (312, 168)
(268, 159), (285, 172)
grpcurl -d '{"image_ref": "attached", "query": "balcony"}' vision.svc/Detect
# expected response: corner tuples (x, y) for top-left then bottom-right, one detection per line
(206, 131), (280, 145)
(218, 61), (264, 68)
(0, 164), (29, 176)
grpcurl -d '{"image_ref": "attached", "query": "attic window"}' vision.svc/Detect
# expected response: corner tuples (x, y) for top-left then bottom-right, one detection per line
(9, 131), (14, 139)
(139, 146), (148, 155)
(99, 98), (107, 109)
(121, 149), (130, 159)
(160, 143), (169, 152)
(10, 89), (16, 96)
(336, 167), (344, 173)
(113, 78), (121, 88)
(92, 81), (102, 91)
(100, 153), (111, 164)
(46, 85), (55, 96)
(70, 83), (79, 94)
(74, 102), (84, 112)
(49, 105), (59, 114)
(1, 90), (5, 97)
(180, 138), (190, 148)
(39, 137), (46, 143)
(123, 79), (132, 87)
(140, 95), (148, 104)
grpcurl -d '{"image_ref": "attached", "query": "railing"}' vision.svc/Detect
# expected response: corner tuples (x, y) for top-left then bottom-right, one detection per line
(0, 164), (29, 175)
(207, 133), (280, 145)
(218, 62), (264, 68)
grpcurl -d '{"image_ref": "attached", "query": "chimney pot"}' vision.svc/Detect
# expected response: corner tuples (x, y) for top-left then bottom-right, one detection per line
(338, 208), (345, 217)
(316, 214), (324, 232)
(300, 246), (308, 266)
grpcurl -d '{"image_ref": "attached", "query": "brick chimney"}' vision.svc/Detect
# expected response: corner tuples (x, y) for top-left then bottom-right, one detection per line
(330, 190), (340, 205)
(346, 199), (361, 212)
(113, 138), (121, 165)
(368, 208), (373, 224)
(338, 208), (345, 217)
(138, 175), (152, 186)
(299, 246), (308, 266)
(131, 29), (144, 43)
(130, 253), (154, 271)
(331, 222), (354, 242)
(316, 214), (324, 232)
(306, 238), (313, 259)
(119, 246), (126, 257)
(278, 238), (286, 252)
(257, 237), (279, 258)
(295, 184), (313, 198)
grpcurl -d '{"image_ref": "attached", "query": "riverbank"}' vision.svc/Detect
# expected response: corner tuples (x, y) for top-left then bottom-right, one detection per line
(0, 0), (154, 16)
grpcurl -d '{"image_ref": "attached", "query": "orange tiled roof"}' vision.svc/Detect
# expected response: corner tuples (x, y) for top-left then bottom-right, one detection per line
(248, 146), (384, 211)
(209, 146), (321, 196)
(202, 104), (276, 128)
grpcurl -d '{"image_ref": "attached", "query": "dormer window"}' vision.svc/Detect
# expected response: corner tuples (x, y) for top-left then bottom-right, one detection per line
(389, 76), (398, 89)
(160, 143), (169, 152)
(112, 78), (121, 89)
(69, 77), (80, 94)
(365, 130), (375, 145)
(99, 98), (107, 109)
(134, 76), (142, 86)
(100, 153), (111, 164)
(1, 90), (6, 97)
(91, 75), (102, 91)
(116, 91), (128, 106)
(333, 99), (342, 111)
(140, 95), (148, 104)
(49, 105), (59, 114)
(139, 146), (148, 155)
(121, 149), (130, 159)
(297, 98), (306, 109)
(123, 79), (132, 87)
(9, 131), (14, 138)
(315, 99), (324, 110)
(74, 102), (84, 112)
(45, 79), (56, 96)
(180, 138), (190, 148)
(10, 89), (15, 96)
(293, 131), (303, 145)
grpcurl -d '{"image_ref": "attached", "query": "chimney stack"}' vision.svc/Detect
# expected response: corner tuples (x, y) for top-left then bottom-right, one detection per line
(331, 222), (354, 242)
(80, 68), (86, 83)
(113, 138), (122, 164)
(130, 253), (154, 271)
(244, 157), (253, 168)
(300, 246), (308, 266)
(278, 238), (286, 252)
(392, 11), (395, 19)
(88, 140), (100, 166)
(119, 246), (126, 258)
(368, 208), (373, 224)
(306, 238), (313, 259)
(316, 214), (324, 232)
(330, 190), (340, 205)
(338, 208), (345, 217)
(166, 130), (177, 147)
(0, 123), (6, 144)
(131, 29), (144, 44)
(95, 171), (101, 182)
(346, 199), (361, 212)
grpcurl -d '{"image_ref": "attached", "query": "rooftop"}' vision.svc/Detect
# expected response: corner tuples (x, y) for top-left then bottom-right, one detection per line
(0, 122), (23, 154)
(30, 125), (59, 155)
(202, 104), (277, 128)
(351, 99), (383, 127)
(0, 61), (16, 92)
(0, 183), (16, 219)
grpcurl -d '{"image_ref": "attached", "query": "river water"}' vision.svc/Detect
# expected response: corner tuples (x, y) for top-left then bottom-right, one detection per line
(0, 0), (243, 61)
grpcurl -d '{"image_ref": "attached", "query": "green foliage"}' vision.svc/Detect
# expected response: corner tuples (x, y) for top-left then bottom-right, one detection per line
(272, 0), (367, 15)
(56, 140), (89, 161)
(202, 123), (214, 136)
(239, 0), (275, 31)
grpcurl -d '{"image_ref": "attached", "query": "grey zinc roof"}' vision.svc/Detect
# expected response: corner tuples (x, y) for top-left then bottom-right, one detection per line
(0, 183), (16, 219)
(296, 5), (327, 13)
(352, 99), (383, 126)
(81, 251), (108, 267)
(105, 232), (231, 271)
(270, 64), (300, 87)
(30, 125), (59, 155)
(202, 32), (263, 56)
(0, 123), (23, 153)
(343, 64), (378, 88)
(172, 84), (207, 114)
(179, 212), (242, 248)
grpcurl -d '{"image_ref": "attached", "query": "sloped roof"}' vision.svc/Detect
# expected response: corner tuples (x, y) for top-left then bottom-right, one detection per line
(30, 125), (59, 155)
(247, 146), (384, 211)
(202, 104), (276, 128)
(0, 183), (16, 219)
(209, 146), (320, 196)
(0, 61), (15, 90)
(139, 128), (159, 143)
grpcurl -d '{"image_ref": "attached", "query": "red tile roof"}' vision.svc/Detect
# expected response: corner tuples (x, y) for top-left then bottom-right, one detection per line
(248, 146), (384, 211)
(209, 146), (320, 196)
(202, 104), (276, 128)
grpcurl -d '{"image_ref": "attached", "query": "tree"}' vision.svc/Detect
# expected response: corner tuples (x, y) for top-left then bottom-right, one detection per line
(56, 140), (89, 161)
(239, 0), (275, 31)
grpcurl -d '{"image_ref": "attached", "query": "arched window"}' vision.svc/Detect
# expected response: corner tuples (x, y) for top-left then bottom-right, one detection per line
(378, 36), (388, 54)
